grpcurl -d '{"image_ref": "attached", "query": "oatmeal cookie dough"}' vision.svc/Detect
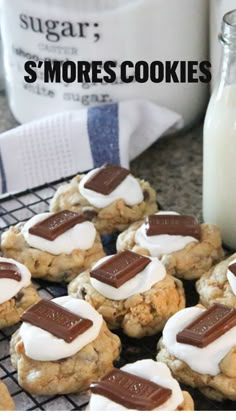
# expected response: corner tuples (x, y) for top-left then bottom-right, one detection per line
(1, 223), (105, 283)
(0, 381), (15, 411)
(157, 340), (236, 401)
(196, 253), (236, 308)
(68, 270), (185, 338)
(0, 285), (40, 329)
(11, 322), (120, 395)
(157, 306), (236, 401)
(50, 174), (157, 235)
(117, 220), (224, 280)
(10, 297), (121, 395)
(0, 257), (40, 329)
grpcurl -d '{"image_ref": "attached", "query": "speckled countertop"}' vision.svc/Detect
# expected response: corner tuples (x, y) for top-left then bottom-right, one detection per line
(0, 91), (203, 219)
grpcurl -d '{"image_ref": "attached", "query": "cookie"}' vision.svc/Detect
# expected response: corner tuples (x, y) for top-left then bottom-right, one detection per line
(68, 251), (185, 338)
(10, 296), (121, 395)
(117, 211), (224, 280)
(157, 305), (236, 401)
(0, 257), (40, 328)
(88, 360), (194, 411)
(0, 381), (15, 411)
(1, 211), (105, 283)
(196, 253), (236, 308)
(50, 165), (157, 235)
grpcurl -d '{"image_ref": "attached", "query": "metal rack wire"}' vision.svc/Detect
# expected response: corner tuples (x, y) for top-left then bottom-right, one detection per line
(0, 176), (235, 411)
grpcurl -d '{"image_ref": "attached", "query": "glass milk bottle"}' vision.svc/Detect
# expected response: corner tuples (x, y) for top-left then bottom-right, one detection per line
(203, 10), (236, 249)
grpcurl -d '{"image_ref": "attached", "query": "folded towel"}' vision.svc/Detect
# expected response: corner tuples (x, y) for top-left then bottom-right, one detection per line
(0, 99), (182, 195)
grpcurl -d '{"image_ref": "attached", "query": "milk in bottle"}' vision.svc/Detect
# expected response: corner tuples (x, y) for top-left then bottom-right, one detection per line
(203, 10), (236, 249)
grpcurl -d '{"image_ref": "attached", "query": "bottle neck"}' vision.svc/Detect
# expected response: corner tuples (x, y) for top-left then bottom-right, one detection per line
(217, 10), (236, 90)
(219, 43), (236, 87)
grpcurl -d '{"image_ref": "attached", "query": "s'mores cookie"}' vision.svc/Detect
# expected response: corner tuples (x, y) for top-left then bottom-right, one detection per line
(117, 211), (224, 280)
(50, 164), (157, 235)
(0, 257), (40, 328)
(68, 250), (185, 338)
(1, 210), (105, 283)
(0, 381), (15, 411)
(157, 304), (236, 400)
(196, 253), (236, 308)
(10, 297), (121, 395)
(88, 360), (194, 411)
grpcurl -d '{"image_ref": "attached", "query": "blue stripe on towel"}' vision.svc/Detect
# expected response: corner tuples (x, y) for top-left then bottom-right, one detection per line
(87, 103), (120, 167)
(0, 149), (7, 193)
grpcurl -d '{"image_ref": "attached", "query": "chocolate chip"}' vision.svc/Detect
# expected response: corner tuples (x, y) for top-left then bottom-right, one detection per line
(15, 291), (24, 306)
(15, 291), (24, 302)
(83, 210), (98, 221)
(59, 357), (70, 363)
(80, 287), (87, 300)
(143, 190), (150, 201)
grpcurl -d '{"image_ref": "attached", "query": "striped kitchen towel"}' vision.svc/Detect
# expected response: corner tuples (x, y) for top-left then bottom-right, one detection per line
(0, 99), (182, 195)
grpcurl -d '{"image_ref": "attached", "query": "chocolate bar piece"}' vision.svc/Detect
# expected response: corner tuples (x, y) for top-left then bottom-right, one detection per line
(90, 368), (172, 410)
(21, 300), (93, 343)
(90, 251), (150, 288)
(0, 262), (21, 282)
(176, 304), (236, 348)
(84, 164), (130, 195)
(29, 211), (86, 241)
(228, 263), (236, 276)
(145, 214), (201, 240)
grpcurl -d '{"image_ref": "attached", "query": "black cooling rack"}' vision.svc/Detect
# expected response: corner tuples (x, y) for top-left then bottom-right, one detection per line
(0, 176), (235, 411)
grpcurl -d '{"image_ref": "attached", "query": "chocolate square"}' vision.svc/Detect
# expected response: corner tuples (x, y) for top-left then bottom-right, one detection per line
(90, 251), (150, 289)
(21, 300), (93, 343)
(90, 368), (172, 410)
(29, 210), (86, 241)
(229, 263), (236, 277)
(0, 262), (21, 282)
(84, 164), (130, 195)
(176, 304), (236, 348)
(145, 214), (201, 240)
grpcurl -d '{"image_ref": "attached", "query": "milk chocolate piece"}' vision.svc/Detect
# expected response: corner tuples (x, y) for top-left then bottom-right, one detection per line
(176, 304), (236, 348)
(145, 214), (201, 240)
(21, 300), (93, 343)
(90, 368), (172, 410)
(90, 250), (150, 289)
(29, 210), (86, 241)
(0, 262), (21, 282)
(84, 164), (130, 195)
(229, 263), (236, 276)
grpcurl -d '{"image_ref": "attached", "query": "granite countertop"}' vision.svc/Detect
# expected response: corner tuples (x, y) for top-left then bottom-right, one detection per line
(0, 91), (203, 219)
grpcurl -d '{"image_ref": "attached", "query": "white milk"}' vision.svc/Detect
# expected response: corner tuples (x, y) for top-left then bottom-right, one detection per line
(203, 84), (236, 249)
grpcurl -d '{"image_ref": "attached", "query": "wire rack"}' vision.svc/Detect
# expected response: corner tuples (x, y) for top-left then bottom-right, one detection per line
(0, 176), (236, 411)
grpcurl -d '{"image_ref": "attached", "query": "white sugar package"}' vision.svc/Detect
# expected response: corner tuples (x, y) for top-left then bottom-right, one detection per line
(1, 0), (208, 125)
